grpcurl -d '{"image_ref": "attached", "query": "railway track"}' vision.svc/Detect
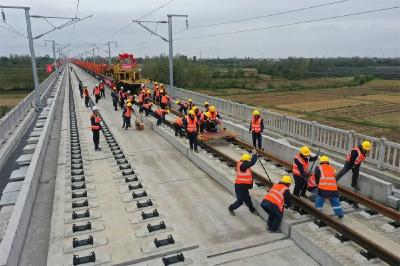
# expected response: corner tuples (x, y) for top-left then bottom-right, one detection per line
(73, 63), (400, 266)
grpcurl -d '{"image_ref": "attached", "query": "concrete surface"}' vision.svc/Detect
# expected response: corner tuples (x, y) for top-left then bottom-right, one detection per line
(9, 167), (28, 182)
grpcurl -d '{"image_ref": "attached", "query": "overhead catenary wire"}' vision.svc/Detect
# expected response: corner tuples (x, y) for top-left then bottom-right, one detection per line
(69, 0), (80, 43)
(174, 6), (400, 41)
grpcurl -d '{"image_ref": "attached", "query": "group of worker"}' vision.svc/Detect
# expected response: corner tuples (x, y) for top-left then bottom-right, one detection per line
(228, 139), (372, 232)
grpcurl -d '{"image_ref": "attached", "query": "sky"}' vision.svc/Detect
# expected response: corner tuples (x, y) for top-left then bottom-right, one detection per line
(0, 0), (399, 59)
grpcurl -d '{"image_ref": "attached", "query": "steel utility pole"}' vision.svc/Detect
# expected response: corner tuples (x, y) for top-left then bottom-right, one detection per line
(45, 41), (70, 70)
(107, 41), (117, 65)
(133, 14), (188, 96)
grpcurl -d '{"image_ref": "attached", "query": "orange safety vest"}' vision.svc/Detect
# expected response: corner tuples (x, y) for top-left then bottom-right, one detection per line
(307, 174), (316, 189)
(209, 111), (218, 120)
(317, 164), (337, 191)
(94, 87), (100, 96)
(124, 107), (132, 118)
(155, 85), (160, 97)
(235, 161), (253, 185)
(90, 115), (102, 130)
(142, 103), (152, 109)
(83, 89), (89, 97)
(263, 183), (289, 212)
(251, 116), (262, 133)
(175, 117), (183, 127)
(161, 95), (169, 104)
(346, 146), (366, 166)
(154, 109), (166, 116)
(186, 116), (197, 133)
(292, 153), (309, 177)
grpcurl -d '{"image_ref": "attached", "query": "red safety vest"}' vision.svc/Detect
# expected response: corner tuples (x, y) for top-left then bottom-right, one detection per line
(90, 114), (102, 131)
(307, 174), (316, 189)
(118, 90), (124, 98)
(235, 161), (253, 185)
(318, 164), (337, 191)
(292, 153), (309, 177)
(346, 146), (366, 166)
(161, 95), (169, 104)
(175, 117), (183, 127)
(99, 83), (104, 90)
(154, 109), (167, 116)
(263, 183), (289, 212)
(94, 87), (100, 96)
(83, 89), (89, 97)
(186, 116), (197, 133)
(251, 116), (262, 133)
(142, 103), (152, 109)
(124, 107), (132, 118)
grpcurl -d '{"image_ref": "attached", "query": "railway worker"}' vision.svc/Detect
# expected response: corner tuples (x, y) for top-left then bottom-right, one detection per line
(173, 115), (185, 137)
(158, 84), (165, 103)
(188, 99), (194, 110)
(205, 106), (221, 132)
(99, 81), (106, 98)
(228, 149), (258, 215)
(336, 140), (371, 191)
(183, 110), (199, 152)
(93, 84), (101, 103)
(314, 156), (344, 218)
(154, 108), (169, 125)
(137, 90), (145, 106)
(145, 89), (151, 100)
(249, 110), (264, 149)
(140, 99), (153, 116)
(194, 107), (205, 133)
(204, 102), (210, 112)
(83, 86), (90, 107)
(153, 82), (159, 100)
(176, 100), (188, 115)
(111, 87), (119, 111)
(306, 173), (318, 202)
(160, 92), (171, 110)
(118, 87), (125, 109)
(292, 146), (318, 199)
(126, 90), (134, 103)
(78, 80), (83, 98)
(122, 102), (133, 130)
(90, 106), (102, 151)
(260, 175), (292, 232)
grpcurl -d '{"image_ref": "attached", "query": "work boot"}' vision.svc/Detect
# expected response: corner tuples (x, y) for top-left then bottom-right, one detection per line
(249, 208), (257, 215)
(228, 207), (235, 216)
(338, 214), (344, 219)
(194, 149), (199, 153)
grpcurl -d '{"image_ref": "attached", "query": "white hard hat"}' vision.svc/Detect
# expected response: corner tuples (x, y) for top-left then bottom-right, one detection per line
(96, 84), (99, 86)
(120, 86), (123, 89)
(127, 90), (131, 93)
(92, 106), (98, 111)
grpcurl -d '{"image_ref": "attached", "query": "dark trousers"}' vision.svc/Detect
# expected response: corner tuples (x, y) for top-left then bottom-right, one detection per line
(79, 89), (83, 98)
(336, 162), (360, 188)
(252, 132), (262, 149)
(120, 99), (124, 108)
(179, 107), (187, 115)
(174, 125), (185, 137)
(92, 130), (100, 149)
(101, 90), (105, 98)
(113, 100), (118, 111)
(95, 95), (100, 103)
(261, 200), (283, 232)
(293, 174), (307, 197)
(188, 133), (198, 150)
(160, 102), (167, 110)
(84, 97), (89, 107)
(229, 184), (255, 212)
(156, 115), (165, 125)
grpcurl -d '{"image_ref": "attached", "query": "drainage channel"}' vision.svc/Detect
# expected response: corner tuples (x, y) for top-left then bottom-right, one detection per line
(70, 65), (188, 265)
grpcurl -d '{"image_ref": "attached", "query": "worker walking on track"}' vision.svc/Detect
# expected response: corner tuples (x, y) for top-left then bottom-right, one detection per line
(93, 84), (101, 103)
(292, 146), (318, 198)
(183, 110), (199, 152)
(249, 110), (264, 149)
(173, 115), (185, 137)
(122, 102), (133, 130)
(78, 80), (83, 98)
(111, 87), (118, 111)
(314, 156), (344, 218)
(228, 149), (257, 215)
(83, 86), (90, 107)
(261, 175), (292, 232)
(336, 140), (371, 191)
(119, 87), (125, 109)
(90, 106), (102, 151)
(154, 108), (169, 125)
(99, 81), (105, 98)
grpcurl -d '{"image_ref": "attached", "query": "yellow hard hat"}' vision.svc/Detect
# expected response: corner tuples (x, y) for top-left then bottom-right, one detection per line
(188, 110), (195, 115)
(126, 103), (132, 107)
(241, 153), (251, 161)
(166, 109), (170, 114)
(146, 89), (150, 93)
(188, 98), (192, 102)
(126, 99), (131, 103)
(204, 102), (209, 106)
(280, 175), (292, 184)
(205, 112), (211, 118)
(209, 106), (216, 112)
(154, 82), (158, 84)
(175, 100), (180, 104)
(320, 155), (329, 163)
(362, 140), (371, 151)
(300, 146), (311, 156)
(192, 106), (198, 111)
(252, 110), (260, 116)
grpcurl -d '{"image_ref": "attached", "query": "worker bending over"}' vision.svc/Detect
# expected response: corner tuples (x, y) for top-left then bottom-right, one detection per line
(90, 106), (102, 151)
(93, 84), (101, 103)
(336, 140), (371, 191)
(183, 110), (199, 152)
(154, 108), (169, 125)
(292, 146), (318, 198)
(261, 175), (292, 232)
(160, 92), (171, 110)
(314, 156), (343, 218)
(249, 110), (264, 149)
(140, 99), (153, 116)
(173, 115), (185, 137)
(111, 87), (118, 111)
(205, 106), (221, 132)
(176, 100), (188, 115)
(83, 86), (90, 107)
(122, 102), (133, 130)
(228, 150), (257, 215)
